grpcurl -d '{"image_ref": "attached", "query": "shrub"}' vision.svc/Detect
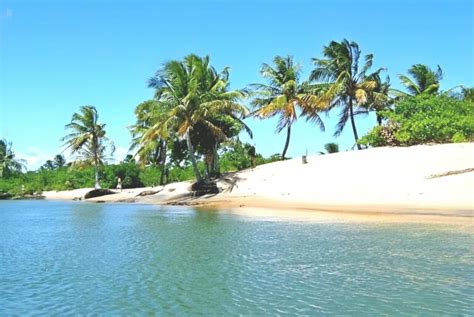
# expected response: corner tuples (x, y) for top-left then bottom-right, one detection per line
(360, 95), (474, 147)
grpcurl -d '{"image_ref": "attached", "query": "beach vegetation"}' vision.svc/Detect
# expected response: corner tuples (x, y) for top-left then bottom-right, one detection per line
(319, 142), (340, 154)
(392, 64), (443, 97)
(359, 95), (474, 146)
(0, 139), (26, 178)
(62, 105), (115, 189)
(143, 54), (251, 182)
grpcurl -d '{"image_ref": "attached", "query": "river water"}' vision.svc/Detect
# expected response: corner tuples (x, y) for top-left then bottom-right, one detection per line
(0, 200), (472, 315)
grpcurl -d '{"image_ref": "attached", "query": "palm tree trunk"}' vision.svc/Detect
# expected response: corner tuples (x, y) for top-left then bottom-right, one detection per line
(281, 124), (291, 159)
(93, 137), (101, 189)
(212, 143), (219, 175)
(159, 141), (167, 185)
(185, 129), (202, 182)
(348, 98), (361, 150)
(94, 165), (100, 189)
(376, 112), (382, 126)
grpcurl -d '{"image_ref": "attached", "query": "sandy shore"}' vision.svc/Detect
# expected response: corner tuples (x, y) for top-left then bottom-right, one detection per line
(42, 143), (474, 220)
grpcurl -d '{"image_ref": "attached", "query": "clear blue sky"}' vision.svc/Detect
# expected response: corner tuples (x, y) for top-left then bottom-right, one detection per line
(1, 0), (472, 169)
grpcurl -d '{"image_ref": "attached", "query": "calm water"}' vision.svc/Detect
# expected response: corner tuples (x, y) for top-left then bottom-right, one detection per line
(0, 201), (473, 315)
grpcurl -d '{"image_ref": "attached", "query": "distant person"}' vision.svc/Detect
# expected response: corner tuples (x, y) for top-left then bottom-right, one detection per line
(117, 177), (122, 192)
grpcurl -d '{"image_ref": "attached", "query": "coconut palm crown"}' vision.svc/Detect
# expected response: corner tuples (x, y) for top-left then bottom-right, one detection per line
(62, 105), (114, 189)
(0, 139), (26, 177)
(251, 55), (325, 159)
(145, 54), (250, 182)
(310, 39), (384, 149)
(394, 64), (443, 96)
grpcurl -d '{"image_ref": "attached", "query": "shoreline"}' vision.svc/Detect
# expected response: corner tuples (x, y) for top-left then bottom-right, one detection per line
(18, 143), (474, 222)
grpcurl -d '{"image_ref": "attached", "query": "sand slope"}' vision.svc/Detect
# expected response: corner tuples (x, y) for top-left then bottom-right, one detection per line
(43, 143), (474, 214)
(215, 143), (474, 210)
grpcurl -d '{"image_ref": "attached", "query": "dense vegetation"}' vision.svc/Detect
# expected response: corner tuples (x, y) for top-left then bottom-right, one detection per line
(359, 95), (474, 146)
(0, 141), (279, 198)
(1, 39), (473, 198)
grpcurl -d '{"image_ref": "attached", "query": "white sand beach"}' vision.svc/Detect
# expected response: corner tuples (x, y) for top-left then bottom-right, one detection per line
(43, 143), (474, 218)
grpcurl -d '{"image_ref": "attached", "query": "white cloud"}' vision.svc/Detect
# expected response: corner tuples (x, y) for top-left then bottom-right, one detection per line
(17, 147), (53, 171)
(112, 146), (129, 163)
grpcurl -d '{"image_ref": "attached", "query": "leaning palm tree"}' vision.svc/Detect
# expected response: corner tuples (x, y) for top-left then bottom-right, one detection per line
(311, 39), (383, 150)
(145, 54), (250, 182)
(251, 55), (325, 159)
(394, 64), (443, 96)
(62, 106), (114, 189)
(0, 139), (26, 177)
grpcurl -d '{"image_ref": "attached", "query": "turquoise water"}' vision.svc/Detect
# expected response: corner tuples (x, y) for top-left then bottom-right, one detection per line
(0, 201), (473, 315)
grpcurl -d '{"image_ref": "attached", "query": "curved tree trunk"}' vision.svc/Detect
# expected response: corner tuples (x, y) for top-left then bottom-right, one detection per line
(281, 124), (291, 160)
(185, 129), (202, 182)
(348, 98), (361, 150)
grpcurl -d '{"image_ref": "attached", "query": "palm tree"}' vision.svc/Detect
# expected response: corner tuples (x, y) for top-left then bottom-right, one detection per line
(53, 154), (66, 168)
(62, 106), (114, 189)
(130, 100), (171, 185)
(0, 139), (26, 177)
(367, 74), (392, 125)
(462, 87), (474, 102)
(318, 142), (339, 154)
(394, 64), (443, 96)
(145, 54), (249, 182)
(310, 39), (383, 150)
(251, 55), (325, 159)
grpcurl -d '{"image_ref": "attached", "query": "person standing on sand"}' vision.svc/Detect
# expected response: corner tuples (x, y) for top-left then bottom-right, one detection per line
(117, 177), (122, 192)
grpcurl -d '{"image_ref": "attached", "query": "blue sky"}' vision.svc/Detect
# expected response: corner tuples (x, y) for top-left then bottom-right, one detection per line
(1, 0), (472, 169)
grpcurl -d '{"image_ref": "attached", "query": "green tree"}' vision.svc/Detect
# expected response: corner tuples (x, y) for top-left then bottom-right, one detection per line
(53, 154), (66, 168)
(251, 55), (325, 159)
(0, 139), (26, 177)
(310, 39), (383, 149)
(394, 64), (443, 96)
(462, 87), (474, 102)
(42, 160), (55, 170)
(359, 95), (474, 146)
(123, 154), (135, 164)
(130, 100), (171, 185)
(62, 106), (114, 189)
(145, 54), (249, 182)
(319, 142), (339, 154)
(366, 74), (392, 125)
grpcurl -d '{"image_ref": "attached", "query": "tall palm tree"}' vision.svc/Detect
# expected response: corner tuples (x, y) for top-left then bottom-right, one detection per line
(0, 139), (26, 177)
(130, 100), (171, 185)
(310, 39), (383, 150)
(394, 64), (443, 96)
(251, 55), (325, 159)
(145, 54), (249, 182)
(62, 106), (114, 189)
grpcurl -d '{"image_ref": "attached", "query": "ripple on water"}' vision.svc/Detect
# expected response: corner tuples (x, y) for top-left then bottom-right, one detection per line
(0, 201), (473, 315)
